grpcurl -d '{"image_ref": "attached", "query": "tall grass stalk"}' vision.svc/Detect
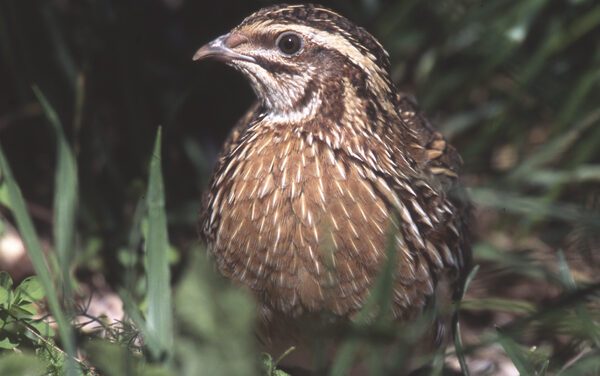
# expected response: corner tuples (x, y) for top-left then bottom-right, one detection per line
(144, 127), (174, 362)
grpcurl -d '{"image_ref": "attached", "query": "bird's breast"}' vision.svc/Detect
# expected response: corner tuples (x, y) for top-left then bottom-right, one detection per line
(205, 131), (437, 318)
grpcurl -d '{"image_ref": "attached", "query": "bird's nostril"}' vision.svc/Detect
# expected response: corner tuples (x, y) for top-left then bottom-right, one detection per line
(225, 32), (250, 49)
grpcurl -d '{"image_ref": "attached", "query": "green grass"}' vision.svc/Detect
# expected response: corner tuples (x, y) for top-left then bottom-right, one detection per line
(143, 127), (173, 362)
(0, 113), (78, 375)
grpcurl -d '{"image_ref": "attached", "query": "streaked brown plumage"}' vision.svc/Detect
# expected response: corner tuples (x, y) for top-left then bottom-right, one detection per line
(195, 3), (471, 372)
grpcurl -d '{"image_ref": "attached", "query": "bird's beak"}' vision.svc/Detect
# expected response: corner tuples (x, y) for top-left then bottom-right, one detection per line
(193, 33), (255, 63)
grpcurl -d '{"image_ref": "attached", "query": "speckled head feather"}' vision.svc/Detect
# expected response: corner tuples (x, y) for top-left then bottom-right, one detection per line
(238, 3), (392, 73)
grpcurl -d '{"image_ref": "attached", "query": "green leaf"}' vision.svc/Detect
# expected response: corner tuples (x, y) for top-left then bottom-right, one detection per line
(0, 285), (9, 307)
(85, 337), (134, 376)
(0, 336), (19, 350)
(144, 126), (173, 362)
(263, 347), (295, 376)
(0, 353), (46, 375)
(27, 319), (55, 338)
(117, 247), (138, 267)
(167, 245), (180, 265)
(0, 271), (13, 290)
(262, 353), (275, 374)
(15, 303), (37, 315)
(85, 340), (175, 376)
(0, 273), (12, 307)
(8, 305), (37, 320)
(0, 183), (8, 208)
(14, 276), (45, 304)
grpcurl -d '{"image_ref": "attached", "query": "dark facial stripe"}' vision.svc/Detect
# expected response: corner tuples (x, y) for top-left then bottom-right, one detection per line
(295, 77), (317, 108)
(252, 55), (299, 75)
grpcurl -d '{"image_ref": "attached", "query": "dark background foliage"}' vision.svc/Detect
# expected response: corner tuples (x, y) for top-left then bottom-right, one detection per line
(1, 0), (599, 374)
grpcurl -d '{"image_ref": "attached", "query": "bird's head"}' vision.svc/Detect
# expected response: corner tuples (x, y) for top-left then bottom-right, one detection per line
(194, 4), (395, 123)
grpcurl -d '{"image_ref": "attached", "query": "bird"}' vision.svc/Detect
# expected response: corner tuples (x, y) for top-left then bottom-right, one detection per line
(194, 3), (471, 373)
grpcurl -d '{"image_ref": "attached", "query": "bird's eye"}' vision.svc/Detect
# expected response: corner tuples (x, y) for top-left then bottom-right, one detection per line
(276, 32), (303, 55)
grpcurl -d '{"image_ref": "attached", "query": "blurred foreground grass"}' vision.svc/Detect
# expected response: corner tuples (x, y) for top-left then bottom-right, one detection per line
(1, 0), (600, 375)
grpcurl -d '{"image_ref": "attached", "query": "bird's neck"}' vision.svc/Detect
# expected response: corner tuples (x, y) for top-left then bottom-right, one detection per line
(245, 78), (416, 179)
(262, 89), (322, 125)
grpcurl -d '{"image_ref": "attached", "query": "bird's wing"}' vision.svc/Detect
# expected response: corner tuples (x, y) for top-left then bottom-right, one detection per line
(395, 92), (463, 186)
(394, 92), (472, 296)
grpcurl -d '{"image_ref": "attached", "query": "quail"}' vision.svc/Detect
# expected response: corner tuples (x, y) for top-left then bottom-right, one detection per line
(195, 3), (471, 372)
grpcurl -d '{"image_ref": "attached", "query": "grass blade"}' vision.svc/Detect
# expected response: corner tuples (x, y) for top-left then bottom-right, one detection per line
(145, 126), (173, 362)
(508, 108), (600, 182)
(557, 250), (600, 347)
(32, 85), (78, 303)
(0, 145), (79, 376)
(559, 349), (600, 376)
(119, 288), (157, 356)
(496, 328), (536, 376)
(454, 265), (479, 376)
(470, 187), (600, 227)
(454, 321), (470, 376)
(538, 359), (549, 376)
